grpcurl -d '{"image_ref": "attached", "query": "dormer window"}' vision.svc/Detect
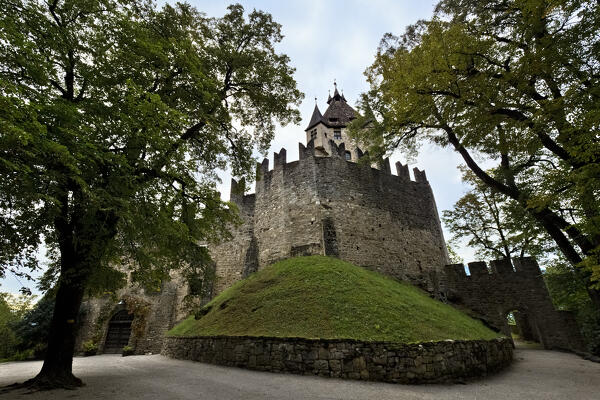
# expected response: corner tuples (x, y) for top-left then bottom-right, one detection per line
(334, 129), (342, 140)
(329, 117), (339, 122)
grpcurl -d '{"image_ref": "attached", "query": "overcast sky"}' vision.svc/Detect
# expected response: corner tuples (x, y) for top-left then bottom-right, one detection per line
(1, 0), (480, 296)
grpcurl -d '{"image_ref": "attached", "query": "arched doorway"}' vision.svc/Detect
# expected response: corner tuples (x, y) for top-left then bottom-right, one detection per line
(104, 310), (134, 353)
(506, 309), (541, 345)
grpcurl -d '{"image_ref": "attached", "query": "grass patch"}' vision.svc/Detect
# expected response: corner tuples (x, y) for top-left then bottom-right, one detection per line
(168, 256), (501, 343)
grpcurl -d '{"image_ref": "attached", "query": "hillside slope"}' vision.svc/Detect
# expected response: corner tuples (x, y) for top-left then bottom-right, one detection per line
(168, 256), (500, 343)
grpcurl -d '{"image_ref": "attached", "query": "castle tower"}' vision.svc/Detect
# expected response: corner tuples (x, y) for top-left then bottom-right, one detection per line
(305, 82), (359, 161)
(209, 84), (450, 295)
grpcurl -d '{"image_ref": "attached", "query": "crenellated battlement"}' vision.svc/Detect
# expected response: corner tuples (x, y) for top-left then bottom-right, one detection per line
(443, 256), (583, 351)
(273, 148), (287, 168)
(445, 257), (542, 281)
(257, 140), (430, 185)
(219, 138), (449, 293)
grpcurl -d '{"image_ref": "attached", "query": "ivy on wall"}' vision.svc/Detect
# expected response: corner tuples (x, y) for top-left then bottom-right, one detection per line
(122, 295), (151, 348)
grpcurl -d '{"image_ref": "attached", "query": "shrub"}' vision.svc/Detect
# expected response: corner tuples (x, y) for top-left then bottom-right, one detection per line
(122, 345), (134, 357)
(82, 340), (98, 357)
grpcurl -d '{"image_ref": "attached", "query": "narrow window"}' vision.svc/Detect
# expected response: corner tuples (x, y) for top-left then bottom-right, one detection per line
(310, 129), (317, 140)
(345, 151), (351, 161)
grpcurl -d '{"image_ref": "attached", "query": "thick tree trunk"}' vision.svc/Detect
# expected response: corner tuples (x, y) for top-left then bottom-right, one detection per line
(24, 250), (90, 389)
(445, 127), (600, 309)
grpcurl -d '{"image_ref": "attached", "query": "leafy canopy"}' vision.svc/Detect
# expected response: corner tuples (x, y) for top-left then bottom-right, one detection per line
(0, 1), (303, 292)
(350, 0), (600, 286)
(443, 168), (552, 261)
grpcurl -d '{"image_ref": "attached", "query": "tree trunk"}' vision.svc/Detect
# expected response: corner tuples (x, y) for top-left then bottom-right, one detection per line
(445, 126), (600, 309)
(24, 243), (90, 389)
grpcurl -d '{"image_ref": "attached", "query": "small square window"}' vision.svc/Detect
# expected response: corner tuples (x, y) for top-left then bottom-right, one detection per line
(334, 129), (342, 140)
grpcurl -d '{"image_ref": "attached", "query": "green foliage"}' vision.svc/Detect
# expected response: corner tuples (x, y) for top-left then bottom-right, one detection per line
(545, 261), (591, 312)
(123, 295), (150, 345)
(0, 0), (302, 376)
(121, 345), (134, 357)
(176, 244), (216, 312)
(545, 260), (600, 355)
(168, 256), (501, 343)
(0, 294), (19, 360)
(81, 340), (98, 356)
(506, 312), (516, 326)
(12, 294), (55, 359)
(351, 0), (600, 291)
(446, 242), (463, 264)
(0, 292), (37, 361)
(443, 168), (552, 260)
(0, 0), (302, 302)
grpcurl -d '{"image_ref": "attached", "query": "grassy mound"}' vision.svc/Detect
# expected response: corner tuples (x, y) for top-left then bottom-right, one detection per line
(168, 256), (500, 343)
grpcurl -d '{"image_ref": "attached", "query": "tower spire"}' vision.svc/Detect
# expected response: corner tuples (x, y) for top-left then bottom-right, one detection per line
(305, 101), (323, 131)
(328, 80), (342, 104)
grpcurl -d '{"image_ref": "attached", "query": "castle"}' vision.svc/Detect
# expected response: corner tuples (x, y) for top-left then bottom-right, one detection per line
(75, 83), (584, 356)
(210, 82), (449, 294)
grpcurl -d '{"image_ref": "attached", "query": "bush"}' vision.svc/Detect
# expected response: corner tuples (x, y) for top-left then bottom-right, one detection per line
(12, 293), (54, 358)
(0, 296), (19, 360)
(579, 307), (600, 356)
(122, 345), (134, 357)
(544, 263), (600, 356)
(82, 340), (98, 357)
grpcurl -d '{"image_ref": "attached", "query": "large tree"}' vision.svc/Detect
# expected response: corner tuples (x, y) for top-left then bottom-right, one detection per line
(351, 0), (600, 305)
(0, 0), (302, 389)
(443, 168), (551, 261)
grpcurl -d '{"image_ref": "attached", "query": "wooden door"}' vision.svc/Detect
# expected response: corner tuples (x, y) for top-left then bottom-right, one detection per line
(104, 310), (134, 353)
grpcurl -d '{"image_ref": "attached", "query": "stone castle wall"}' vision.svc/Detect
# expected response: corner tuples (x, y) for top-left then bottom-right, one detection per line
(210, 139), (449, 294)
(443, 257), (584, 351)
(76, 277), (189, 355)
(162, 335), (513, 384)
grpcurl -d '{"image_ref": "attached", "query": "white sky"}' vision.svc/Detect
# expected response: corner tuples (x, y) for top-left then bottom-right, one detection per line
(1, 0), (480, 296)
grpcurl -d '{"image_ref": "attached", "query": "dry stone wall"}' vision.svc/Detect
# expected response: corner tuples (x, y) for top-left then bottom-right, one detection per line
(162, 335), (513, 384)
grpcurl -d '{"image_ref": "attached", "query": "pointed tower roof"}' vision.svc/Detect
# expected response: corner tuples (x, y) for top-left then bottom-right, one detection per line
(322, 82), (357, 127)
(305, 102), (324, 131)
(327, 81), (342, 104)
(305, 83), (358, 131)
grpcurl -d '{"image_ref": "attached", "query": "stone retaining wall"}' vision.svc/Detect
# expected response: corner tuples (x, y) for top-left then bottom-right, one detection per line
(162, 335), (513, 384)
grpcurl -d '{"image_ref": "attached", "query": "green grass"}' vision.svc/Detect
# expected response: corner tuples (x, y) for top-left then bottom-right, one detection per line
(168, 256), (501, 343)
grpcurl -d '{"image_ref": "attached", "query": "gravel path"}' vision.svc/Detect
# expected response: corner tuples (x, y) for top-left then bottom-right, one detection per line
(1, 347), (598, 399)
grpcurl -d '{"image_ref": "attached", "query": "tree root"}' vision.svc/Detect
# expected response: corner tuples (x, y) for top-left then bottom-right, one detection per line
(0, 373), (84, 393)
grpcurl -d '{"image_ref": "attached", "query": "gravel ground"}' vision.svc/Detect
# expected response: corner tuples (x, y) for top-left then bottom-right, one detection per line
(0, 347), (598, 400)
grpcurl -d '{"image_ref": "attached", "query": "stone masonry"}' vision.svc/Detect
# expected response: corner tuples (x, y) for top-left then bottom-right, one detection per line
(162, 335), (513, 384)
(209, 139), (449, 294)
(76, 84), (586, 361)
(444, 257), (585, 351)
(76, 278), (188, 355)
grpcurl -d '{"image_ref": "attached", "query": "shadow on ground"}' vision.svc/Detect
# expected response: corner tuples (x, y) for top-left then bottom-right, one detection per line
(1, 345), (599, 400)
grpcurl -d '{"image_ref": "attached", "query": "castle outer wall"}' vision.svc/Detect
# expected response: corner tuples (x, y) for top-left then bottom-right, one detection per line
(444, 257), (584, 351)
(210, 140), (449, 294)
